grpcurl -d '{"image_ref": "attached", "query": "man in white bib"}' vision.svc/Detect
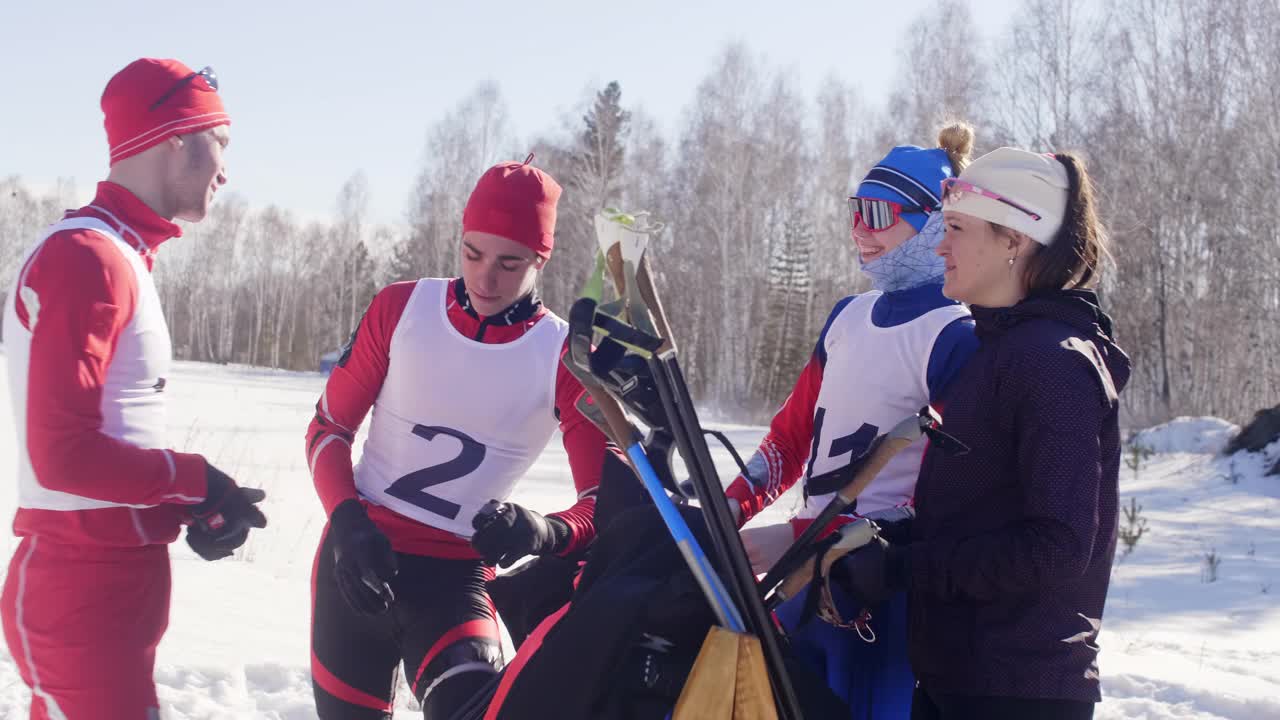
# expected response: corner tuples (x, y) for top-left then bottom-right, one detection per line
(0, 58), (268, 720)
(306, 159), (624, 719)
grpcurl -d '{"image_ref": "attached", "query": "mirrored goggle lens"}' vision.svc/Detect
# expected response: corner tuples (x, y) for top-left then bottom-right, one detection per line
(849, 197), (897, 230)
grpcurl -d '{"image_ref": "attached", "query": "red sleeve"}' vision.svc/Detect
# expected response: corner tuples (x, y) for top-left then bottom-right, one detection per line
(306, 282), (413, 516)
(725, 353), (824, 525)
(20, 231), (207, 505)
(546, 341), (616, 555)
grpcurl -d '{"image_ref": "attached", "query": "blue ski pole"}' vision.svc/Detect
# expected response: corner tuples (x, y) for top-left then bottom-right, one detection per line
(625, 439), (745, 633)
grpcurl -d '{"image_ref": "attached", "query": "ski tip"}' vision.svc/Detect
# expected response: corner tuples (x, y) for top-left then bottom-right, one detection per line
(597, 207), (636, 227)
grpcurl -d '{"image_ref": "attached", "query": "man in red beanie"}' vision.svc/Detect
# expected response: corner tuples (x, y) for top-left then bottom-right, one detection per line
(1, 58), (267, 720)
(306, 158), (627, 719)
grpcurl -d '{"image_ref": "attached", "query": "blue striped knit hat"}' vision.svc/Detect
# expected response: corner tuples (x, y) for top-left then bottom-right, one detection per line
(854, 146), (955, 232)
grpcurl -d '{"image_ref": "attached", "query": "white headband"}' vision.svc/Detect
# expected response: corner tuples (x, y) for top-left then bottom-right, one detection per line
(944, 147), (1069, 246)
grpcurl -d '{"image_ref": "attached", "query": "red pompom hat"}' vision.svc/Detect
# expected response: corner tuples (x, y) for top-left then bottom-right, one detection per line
(102, 58), (230, 166)
(462, 155), (561, 259)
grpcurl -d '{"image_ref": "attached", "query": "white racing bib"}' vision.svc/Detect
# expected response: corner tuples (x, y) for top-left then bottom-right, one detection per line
(5, 217), (172, 511)
(354, 279), (568, 537)
(800, 292), (968, 517)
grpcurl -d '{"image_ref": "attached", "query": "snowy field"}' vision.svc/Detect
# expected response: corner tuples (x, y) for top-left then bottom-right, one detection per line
(0, 360), (1274, 719)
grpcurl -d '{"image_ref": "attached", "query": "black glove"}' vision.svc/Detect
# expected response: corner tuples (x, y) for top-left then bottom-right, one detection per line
(867, 506), (915, 546)
(829, 536), (911, 610)
(470, 500), (570, 568)
(190, 463), (267, 546)
(329, 499), (399, 616)
(185, 523), (246, 561)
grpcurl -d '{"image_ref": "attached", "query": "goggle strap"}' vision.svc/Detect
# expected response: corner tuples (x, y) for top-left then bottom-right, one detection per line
(149, 66), (218, 112)
(942, 179), (1042, 222)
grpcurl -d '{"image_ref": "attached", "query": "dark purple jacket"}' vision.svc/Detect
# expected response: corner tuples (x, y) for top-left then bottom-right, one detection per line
(906, 289), (1130, 702)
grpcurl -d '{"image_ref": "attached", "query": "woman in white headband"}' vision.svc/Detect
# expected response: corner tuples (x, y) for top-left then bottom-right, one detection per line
(831, 148), (1130, 720)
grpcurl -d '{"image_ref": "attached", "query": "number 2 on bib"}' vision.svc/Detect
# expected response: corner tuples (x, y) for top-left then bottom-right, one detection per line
(386, 425), (487, 519)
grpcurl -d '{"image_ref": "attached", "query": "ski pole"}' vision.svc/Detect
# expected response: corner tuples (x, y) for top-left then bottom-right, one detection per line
(625, 440), (746, 633)
(760, 406), (967, 608)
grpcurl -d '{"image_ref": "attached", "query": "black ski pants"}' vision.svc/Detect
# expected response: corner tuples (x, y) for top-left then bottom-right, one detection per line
(311, 526), (502, 719)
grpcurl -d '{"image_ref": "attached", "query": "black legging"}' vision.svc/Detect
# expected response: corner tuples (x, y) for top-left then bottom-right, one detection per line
(310, 526), (502, 719)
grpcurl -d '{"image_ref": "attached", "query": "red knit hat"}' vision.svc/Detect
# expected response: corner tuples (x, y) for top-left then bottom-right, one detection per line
(102, 58), (230, 166)
(462, 157), (561, 259)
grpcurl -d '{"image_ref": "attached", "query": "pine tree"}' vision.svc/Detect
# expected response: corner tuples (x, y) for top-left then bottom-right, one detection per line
(542, 82), (635, 314)
(572, 81), (631, 211)
(758, 208), (816, 412)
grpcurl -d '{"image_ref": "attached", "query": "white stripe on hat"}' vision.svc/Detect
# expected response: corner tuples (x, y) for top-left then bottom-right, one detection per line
(874, 165), (942, 206)
(109, 112), (230, 161)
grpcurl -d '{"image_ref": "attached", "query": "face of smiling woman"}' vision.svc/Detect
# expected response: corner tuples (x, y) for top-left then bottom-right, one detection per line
(938, 210), (1035, 308)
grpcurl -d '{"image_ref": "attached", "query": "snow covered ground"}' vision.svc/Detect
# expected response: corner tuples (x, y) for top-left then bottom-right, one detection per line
(0, 360), (1274, 719)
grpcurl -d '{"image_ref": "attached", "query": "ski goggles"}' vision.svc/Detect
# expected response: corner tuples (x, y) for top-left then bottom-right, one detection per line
(150, 66), (219, 111)
(940, 178), (1042, 221)
(847, 197), (926, 233)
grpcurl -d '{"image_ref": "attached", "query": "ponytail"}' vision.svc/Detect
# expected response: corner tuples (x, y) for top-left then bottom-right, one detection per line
(1023, 152), (1111, 291)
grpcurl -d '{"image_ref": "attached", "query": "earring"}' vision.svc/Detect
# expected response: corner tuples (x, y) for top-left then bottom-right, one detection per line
(1007, 256), (1017, 266)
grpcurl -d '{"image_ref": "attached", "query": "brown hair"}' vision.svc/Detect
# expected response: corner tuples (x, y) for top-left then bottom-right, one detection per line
(1007, 152), (1111, 292)
(937, 122), (975, 174)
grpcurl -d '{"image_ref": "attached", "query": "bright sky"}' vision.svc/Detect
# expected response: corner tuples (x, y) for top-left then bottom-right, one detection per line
(0, 0), (1007, 225)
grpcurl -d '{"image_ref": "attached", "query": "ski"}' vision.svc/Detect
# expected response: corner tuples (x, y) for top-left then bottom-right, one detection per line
(567, 208), (804, 720)
(644, 348), (805, 720)
(561, 212), (745, 632)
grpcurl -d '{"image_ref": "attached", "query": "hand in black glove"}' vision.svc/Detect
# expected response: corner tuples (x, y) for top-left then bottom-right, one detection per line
(189, 463), (267, 550)
(329, 499), (399, 616)
(829, 536), (911, 610)
(185, 523), (247, 561)
(470, 500), (570, 568)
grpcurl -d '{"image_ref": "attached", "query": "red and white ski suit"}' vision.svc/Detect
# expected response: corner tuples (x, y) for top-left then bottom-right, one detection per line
(306, 277), (619, 714)
(0, 181), (212, 720)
